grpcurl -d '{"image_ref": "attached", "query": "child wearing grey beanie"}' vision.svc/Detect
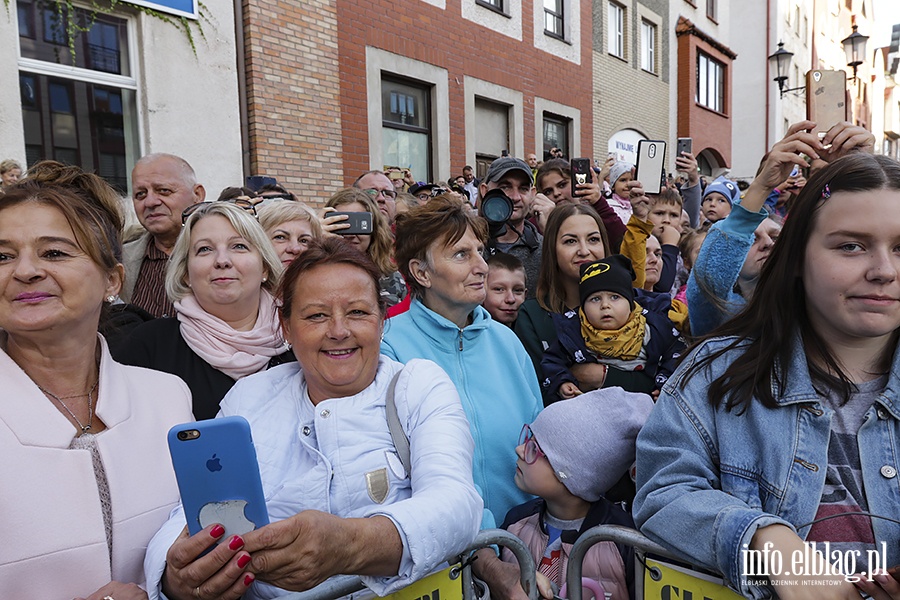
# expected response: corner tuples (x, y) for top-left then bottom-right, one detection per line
(499, 388), (654, 600)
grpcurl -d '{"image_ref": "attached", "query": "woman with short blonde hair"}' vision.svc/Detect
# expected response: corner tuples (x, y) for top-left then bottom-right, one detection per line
(116, 201), (292, 420)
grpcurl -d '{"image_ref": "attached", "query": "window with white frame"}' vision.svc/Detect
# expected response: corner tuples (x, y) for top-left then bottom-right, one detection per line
(381, 76), (432, 182)
(608, 2), (624, 58)
(18, 0), (139, 192)
(706, 0), (717, 21)
(641, 20), (656, 73)
(477, 0), (505, 14)
(543, 0), (564, 39)
(696, 51), (725, 113)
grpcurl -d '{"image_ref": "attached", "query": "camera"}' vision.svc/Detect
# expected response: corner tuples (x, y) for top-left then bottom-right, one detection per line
(480, 188), (513, 240)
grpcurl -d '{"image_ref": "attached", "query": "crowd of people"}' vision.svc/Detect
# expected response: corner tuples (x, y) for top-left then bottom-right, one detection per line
(3, 117), (900, 600)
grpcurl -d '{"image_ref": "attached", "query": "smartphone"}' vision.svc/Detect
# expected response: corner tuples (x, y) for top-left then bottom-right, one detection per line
(677, 138), (693, 157)
(571, 158), (593, 198)
(168, 416), (269, 540)
(245, 176), (277, 192)
(388, 171), (404, 180)
(635, 140), (667, 195)
(333, 211), (373, 235)
(806, 70), (847, 139)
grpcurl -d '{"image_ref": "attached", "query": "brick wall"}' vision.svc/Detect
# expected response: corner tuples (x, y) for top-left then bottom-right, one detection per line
(676, 18), (734, 169)
(335, 0), (594, 185)
(241, 0), (343, 200)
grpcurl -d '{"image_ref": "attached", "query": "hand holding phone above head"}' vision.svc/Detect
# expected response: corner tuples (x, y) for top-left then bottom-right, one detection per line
(819, 121), (876, 162)
(627, 179), (650, 220)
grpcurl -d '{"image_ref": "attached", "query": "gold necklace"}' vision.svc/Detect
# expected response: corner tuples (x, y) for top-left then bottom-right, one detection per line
(39, 381), (98, 434)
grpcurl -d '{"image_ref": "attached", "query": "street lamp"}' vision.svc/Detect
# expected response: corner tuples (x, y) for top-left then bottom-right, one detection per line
(768, 41), (796, 98)
(841, 24), (869, 81)
(770, 23), (868, 98)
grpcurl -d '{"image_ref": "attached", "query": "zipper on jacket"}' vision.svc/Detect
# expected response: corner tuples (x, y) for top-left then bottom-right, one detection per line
(458, 329), (463, 352)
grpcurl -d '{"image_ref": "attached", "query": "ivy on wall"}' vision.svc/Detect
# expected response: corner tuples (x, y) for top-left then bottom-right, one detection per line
(6, 0), (209, 60)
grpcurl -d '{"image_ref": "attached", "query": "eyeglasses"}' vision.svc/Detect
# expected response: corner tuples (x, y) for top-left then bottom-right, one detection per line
(181, 198), (258, 225)
(518, 424), (546, 465)
(363, 187), (397, 200)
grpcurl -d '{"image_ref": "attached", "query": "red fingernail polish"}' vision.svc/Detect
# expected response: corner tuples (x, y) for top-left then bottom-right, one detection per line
(244, 574), (255, 586)
(210, 524), (225, 538)
(229, 535), (244, 551)
(237, 554), (251, 568)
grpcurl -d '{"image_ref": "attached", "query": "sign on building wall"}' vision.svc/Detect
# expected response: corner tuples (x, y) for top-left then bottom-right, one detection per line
(126, 0), (198, 19)
(607, 128), (646, 165)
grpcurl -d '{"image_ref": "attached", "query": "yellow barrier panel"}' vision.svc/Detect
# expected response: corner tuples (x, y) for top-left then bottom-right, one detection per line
(381, 566), (463, 600)
(642, 558), (744, 600)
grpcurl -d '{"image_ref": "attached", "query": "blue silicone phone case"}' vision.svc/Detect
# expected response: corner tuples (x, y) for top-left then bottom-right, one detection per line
(167, 416), (269, 539)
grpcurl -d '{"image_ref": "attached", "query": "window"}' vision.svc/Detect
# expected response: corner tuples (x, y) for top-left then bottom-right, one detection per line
(476, 0), (505, 14)
(641, 20), (656, 73)
(18, 1), (138, 192)
(17, 0), (34, 38)
(382, 76), (432, 182)
(706, 0), (717, 22)
(794, 6), (800, 33)
(543, 0), (564, 39)
(608, 2), (624, 58)
(542, 113), (569, 160)
(696, 51), (725, 113)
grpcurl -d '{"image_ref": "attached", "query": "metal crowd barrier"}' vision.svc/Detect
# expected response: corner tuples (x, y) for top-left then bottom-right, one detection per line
(565, 525), (682, 600)
(280, 528), (538, 600)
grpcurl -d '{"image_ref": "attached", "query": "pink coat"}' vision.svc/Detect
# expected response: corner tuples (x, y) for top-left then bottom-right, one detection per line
(0, 334), (193, 599)
(502, 510), (630, 600)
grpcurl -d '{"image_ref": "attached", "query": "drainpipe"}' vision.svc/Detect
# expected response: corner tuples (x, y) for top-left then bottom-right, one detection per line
(765, 0), (771, 150)
(233, 0), (251, 178)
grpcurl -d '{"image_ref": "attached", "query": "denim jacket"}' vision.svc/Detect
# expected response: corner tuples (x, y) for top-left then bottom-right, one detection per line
(633, 333), (900, 599)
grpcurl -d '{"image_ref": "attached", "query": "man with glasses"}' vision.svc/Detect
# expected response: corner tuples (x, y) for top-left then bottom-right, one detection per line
(353, 170), (397, 224)
(124, 153), (205, 317)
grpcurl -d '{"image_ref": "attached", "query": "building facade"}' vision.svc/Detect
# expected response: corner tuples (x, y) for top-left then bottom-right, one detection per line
(592, 0), (670, 167)
(2, 0), (243, 198)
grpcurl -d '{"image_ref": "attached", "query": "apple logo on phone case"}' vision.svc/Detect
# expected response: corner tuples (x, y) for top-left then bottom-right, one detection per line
(199, 500), (257, 537)
(206, 454), (223, 472)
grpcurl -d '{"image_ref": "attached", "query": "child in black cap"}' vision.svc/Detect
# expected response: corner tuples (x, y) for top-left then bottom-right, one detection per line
(541, 254), (685, 401)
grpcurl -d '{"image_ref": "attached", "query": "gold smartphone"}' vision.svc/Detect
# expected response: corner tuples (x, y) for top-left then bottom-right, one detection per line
(806, 70), (847, 139)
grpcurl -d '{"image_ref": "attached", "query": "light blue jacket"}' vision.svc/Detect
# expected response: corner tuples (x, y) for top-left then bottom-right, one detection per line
(687, 201), (768, 337)
(145, 357), (482, 599)
(382, 299), (543, 527)
(633, 333), (900, 598)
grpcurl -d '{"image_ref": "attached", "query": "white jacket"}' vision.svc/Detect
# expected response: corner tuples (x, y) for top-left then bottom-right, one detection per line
(145, 356), (482, 599)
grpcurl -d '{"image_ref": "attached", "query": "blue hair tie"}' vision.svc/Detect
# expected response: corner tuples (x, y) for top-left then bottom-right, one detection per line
(821, 184), (831, 199)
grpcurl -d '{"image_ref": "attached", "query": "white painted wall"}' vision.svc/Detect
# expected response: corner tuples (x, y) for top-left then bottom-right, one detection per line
(730, 0), (775, 181)
(1, 0), (242, 197)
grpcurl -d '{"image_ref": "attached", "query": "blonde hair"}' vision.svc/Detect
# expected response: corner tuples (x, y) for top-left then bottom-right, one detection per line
(258, 201), (323, 239)
(325, 188), (395, 276)
(0, 159), (23, 175)
(166, 202), (282, 303)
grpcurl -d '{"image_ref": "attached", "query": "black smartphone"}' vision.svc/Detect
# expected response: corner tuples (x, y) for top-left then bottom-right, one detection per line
(635, 140), (667, 195)
(333, 211), (373, 235)
(677, 138), (692, 157)
(570, 158), (593, 199)
(245, 176), (277, 192)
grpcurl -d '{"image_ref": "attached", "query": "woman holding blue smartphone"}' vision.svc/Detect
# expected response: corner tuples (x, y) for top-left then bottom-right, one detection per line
(144, 237), (482, 600)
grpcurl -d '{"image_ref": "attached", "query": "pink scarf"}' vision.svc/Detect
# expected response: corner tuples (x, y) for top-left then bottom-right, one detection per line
(175, 290), (289, 380)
